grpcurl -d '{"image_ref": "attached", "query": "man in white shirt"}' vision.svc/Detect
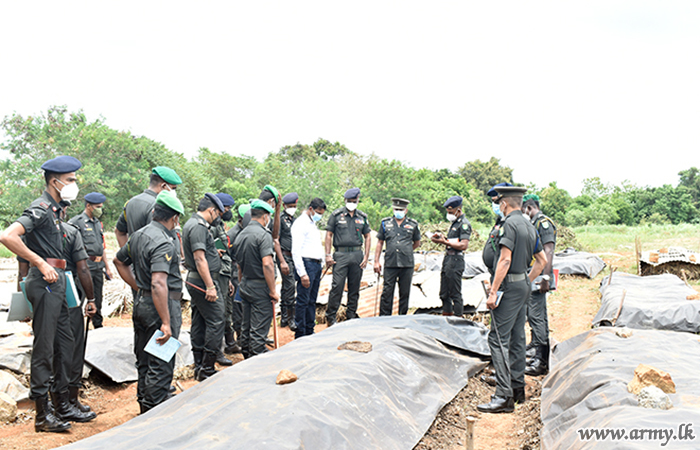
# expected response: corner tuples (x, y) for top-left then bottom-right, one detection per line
(291, 198), (327, 338)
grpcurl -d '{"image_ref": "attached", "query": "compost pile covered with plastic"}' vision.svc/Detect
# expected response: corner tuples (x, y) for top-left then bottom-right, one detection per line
(552, 248), (606, 279)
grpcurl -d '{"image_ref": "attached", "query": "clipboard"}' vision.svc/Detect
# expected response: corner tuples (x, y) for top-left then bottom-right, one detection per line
(8, 292), (33, 321)
(65, 271), (80, 308)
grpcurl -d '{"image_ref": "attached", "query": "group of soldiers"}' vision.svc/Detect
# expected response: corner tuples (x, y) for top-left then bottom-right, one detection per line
(0, 155), (557, 433)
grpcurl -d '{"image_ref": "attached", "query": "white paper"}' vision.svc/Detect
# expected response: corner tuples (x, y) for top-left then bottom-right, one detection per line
(144, 330), (182, 362)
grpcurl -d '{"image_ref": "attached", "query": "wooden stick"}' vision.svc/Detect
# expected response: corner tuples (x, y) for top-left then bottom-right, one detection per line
(612, 289), (626, 326)
(373, 273), (381, 317)
(635, 236), (642, 276)
(465, 416), (477, 450)
(608, 267), (617, 286)
(272, 300), (279, 349)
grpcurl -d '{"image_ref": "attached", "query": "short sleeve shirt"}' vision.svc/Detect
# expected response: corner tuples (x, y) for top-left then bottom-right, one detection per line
(279, 211), (295, 252)
(15, 191), (66, 260)
(326, 207), (371, 248)
(63, 222), (88, 273)
(182, 213), (221, 275)
(446, 214), (472, 249)
(495, 211), (542, 275)
(234, 221), (274, 280)
(532, 212), (557, 246)
(115, 189), (157, 235)
(115, 221), (182, 292)
(211, 222), (232, 277)
(482, 217), (505, 274)
(377, 217), (421, 267)
(69, 212), (105, 270)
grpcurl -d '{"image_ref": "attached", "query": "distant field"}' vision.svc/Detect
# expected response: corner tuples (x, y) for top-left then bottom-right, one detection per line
(573, 223), (700, 253)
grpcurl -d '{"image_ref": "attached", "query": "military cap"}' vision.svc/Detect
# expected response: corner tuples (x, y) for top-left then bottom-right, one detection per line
(487, 182), (513, 197)
(494, 185), (528, 197)
(204, 193), (225, 212)
(391, 198), (410, 209)
(522, 193), (540, 203)
(238, 203), (251, 218)
(41, 155), (82, 173)
(263, 185), (279, 201)
(443, 196), (463, 208)
(151, 166), (182, 185)
(84, 192), (106, 204)
(156, 191), (184, 215)
(282, 192), (299, 204)
(216, 193), (236, 207)
(344, 187), (361, 199)
(251, 199), (274, 214)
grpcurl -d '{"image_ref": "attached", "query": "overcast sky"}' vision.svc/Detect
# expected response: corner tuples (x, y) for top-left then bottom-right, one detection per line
(1, 1), (698, 196)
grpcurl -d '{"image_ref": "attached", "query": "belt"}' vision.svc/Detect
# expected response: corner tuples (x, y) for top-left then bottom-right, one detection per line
(188, 271), (219, 282)
(445, 249), (463, 256)
(88, 255), (103, 262)
(302, 257), (322, 263)
(138, 289), (183, 301)
(505, 273), (527, 282)
(31, 258), (66, 270)
(335, 246), (362, 252)
(282, 250), (293, 257)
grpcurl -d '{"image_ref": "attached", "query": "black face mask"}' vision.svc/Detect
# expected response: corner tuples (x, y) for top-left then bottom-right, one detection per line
(212, 216), (222, 227)
(222, 210), (233, 222)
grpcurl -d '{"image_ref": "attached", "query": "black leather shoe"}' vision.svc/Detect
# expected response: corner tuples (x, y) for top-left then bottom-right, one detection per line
(526, 345), (537, 359)
(224, 342), (242, 354)
(35, 395), (71, 433)
(169, 385), (176, 394)
(216, 353), (233, 366)
(477, 395), (514, 413)
(525, 358), (548, 376)
(51, 391), (96, 422)
(513, 387), (526, 404)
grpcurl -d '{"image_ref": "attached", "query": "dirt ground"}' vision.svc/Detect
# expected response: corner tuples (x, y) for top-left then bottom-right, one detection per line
(0, 250), (653, 449)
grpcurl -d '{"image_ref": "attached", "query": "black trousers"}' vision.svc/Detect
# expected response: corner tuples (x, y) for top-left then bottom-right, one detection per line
(379, 266), (413, 316)
(326, 251), (363, 321)
(187, 277), (225, 357)
(440, 254), (465, 316)
(26, 267), (73, 399)
(133, 293), (182, 410)
(89, 268), (105, 328)
(239, 278), (273, 357)
(277, 254), (296, 309)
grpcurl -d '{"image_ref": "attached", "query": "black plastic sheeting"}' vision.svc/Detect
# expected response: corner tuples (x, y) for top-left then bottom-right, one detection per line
(592, 273), (700, 332)
(62, 315), (488, 450)
(84, 327), (194, 383)
(541, 328), (700, 449)
(553, 248), (606, 279)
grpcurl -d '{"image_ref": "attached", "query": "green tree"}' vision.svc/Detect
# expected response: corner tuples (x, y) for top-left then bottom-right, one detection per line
(457, 157), (513, 194)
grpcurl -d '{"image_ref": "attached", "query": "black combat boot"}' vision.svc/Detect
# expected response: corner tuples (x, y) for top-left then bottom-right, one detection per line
(196, 352), (218, 381)
(35, 395), (71, 433)
(513, 387), (526, 404)
(224, 331), (241, 354)
(68, 385), (92, 413)
(287, 305), (297, 332)
(51, 390), (96, 422)
(216, 350), (233, 366)
(192, 350), (203, 380)
(477, 395), (515, 413)
(525, 344), (549, 376)
(280, 305), (289, 327)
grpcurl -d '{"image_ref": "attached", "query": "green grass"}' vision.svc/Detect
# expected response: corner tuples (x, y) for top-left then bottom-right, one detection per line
(0, 244), (13, 258)
(573, 224), (700, 254)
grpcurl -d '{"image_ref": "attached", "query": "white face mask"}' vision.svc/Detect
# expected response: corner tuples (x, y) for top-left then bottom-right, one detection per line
(312, 212), (323, 223)
(446, 213), (457, 222)
(55, 179), (79, 202)
(265, 214), (271, 228)
(285, 207), (297, 216)
(345, 201), (358, 211)
(164, 185), (178, 198)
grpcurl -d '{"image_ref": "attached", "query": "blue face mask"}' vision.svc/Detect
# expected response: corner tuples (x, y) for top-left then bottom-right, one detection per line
(492, 202), (504, 218)
(393, 210), (405, 220)
(312, 212), (323, 223)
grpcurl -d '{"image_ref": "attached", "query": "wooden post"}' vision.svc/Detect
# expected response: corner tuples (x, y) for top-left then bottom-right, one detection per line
(635, 236), (641, 275)
(608, 267), (617, 286)
(465, 416), (476, 450)
(612, 289), (626, 326)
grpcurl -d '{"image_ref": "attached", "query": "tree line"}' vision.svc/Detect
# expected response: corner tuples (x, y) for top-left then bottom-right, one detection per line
(1, 106), (698, 231)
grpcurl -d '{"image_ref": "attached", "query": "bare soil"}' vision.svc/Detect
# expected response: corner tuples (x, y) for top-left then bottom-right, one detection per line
(0, 251), (623, 449)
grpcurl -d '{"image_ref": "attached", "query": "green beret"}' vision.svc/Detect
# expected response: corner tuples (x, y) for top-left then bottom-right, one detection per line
(251, 199), (274, 214)
(152, 166), (182, 185)
(238, 203), (251, 218)
(263, 185), (279, 201)
(156, 191), (184, 215)
(523, 194), (540, 203)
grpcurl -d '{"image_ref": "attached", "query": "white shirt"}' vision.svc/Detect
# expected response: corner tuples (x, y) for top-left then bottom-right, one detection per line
(291, 212), (324, 277)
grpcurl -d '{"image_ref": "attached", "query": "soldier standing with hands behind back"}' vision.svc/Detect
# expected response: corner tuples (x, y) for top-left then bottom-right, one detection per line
(374, 198), (421, 316)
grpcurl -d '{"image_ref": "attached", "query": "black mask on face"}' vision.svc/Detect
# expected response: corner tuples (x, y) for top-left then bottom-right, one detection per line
(222, 210), (233, 222)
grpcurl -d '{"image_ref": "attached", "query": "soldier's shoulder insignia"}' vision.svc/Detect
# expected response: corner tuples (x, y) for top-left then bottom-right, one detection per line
(462, 224), (469, 230)
(541, 221), (549, 229)
(356, 210), (368, 219)
(39, 201), (49, 209)
(332, 208), (344, 216)
(499, 227), (504, 236)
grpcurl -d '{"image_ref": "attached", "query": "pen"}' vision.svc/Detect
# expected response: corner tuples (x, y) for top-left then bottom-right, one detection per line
(45, 286), (52, 293)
